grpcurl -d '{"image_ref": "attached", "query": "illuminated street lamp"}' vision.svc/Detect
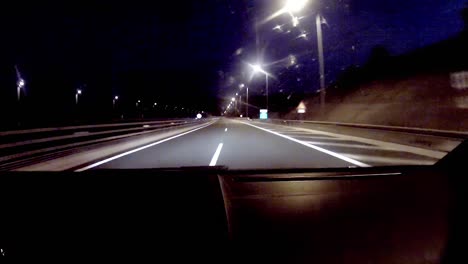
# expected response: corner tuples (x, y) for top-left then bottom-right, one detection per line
(75, 89), (82, 105)
(249, 63), (269, 111)
(17, 79), (25, 101)
(15, 65), (25, 102)
(283, 0), (307, 27)
(251, 64), (267, 75)
(113, 95), (119, 108)
(239, 83), (249, 118)
(284, 0), (326, 107)
(284, 0), (308, 13)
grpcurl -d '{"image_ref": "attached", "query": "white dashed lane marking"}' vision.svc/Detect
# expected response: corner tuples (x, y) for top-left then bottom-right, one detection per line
(209, 143), (224, 166)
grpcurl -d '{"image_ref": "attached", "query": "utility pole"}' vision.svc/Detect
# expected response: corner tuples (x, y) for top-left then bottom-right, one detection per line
(316, 14), (326, 108)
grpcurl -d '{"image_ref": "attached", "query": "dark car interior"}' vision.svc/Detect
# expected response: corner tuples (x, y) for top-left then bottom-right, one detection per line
(0, 141), (467, 263)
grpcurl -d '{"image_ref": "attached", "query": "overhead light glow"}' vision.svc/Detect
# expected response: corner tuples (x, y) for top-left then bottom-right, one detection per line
(251, 64), (263, 73)
(284, 0), (308, 13)
(292, 16), (299, 27)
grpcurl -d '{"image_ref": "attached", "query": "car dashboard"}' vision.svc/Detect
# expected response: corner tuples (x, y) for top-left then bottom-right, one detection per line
(0, 141), (467, 263)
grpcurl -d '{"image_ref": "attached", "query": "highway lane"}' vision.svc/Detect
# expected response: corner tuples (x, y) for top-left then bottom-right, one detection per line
(91, 118), (440, 170)
(94, 118), (357, 169)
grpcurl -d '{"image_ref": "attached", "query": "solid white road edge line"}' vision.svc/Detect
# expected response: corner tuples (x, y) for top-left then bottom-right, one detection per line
(75, 121), (215, 171)
(241, 122), (371, 167)
(258, 122), (446, 159)
(209, 143), (224, 166)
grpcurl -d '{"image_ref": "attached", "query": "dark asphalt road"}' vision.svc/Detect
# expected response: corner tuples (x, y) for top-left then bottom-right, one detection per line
(94, 118), (439, 169)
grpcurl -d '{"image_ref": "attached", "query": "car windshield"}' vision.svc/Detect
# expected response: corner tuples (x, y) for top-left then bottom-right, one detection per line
(0, 0), (467, 171)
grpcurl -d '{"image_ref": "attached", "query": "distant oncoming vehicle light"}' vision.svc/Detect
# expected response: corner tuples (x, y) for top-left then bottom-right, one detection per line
(196, 113), (202, 119)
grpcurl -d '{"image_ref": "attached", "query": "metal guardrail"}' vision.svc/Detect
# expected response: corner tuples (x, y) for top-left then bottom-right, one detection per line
(0, 119), (210, 170)
(264, 119), (468, 139)
(0, 119), (194, 136)
(0, 120), (197, 149)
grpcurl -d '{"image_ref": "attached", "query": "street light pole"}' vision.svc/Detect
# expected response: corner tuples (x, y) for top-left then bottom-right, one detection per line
(266, 74), (269, 111)
(283, 1), (326, 107)
(246, 86), (249, 118)
(316, 14), (326, 108)
(15, 65), (25, 102)
(17, 83), (22, 102)
(113, 96), (119, 109)
(239, 95), (242, 116)
(249, 64), (270, 113)
(235, 93), (238, 113)
(75, 89), (82, 105)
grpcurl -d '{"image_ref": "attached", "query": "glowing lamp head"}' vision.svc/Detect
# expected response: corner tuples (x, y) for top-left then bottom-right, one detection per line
(251, 64), (262, 73)
(284, 0), (308, 13)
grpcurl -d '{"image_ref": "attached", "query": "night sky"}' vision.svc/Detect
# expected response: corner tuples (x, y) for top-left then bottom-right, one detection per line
(0, 0), (466, 126)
